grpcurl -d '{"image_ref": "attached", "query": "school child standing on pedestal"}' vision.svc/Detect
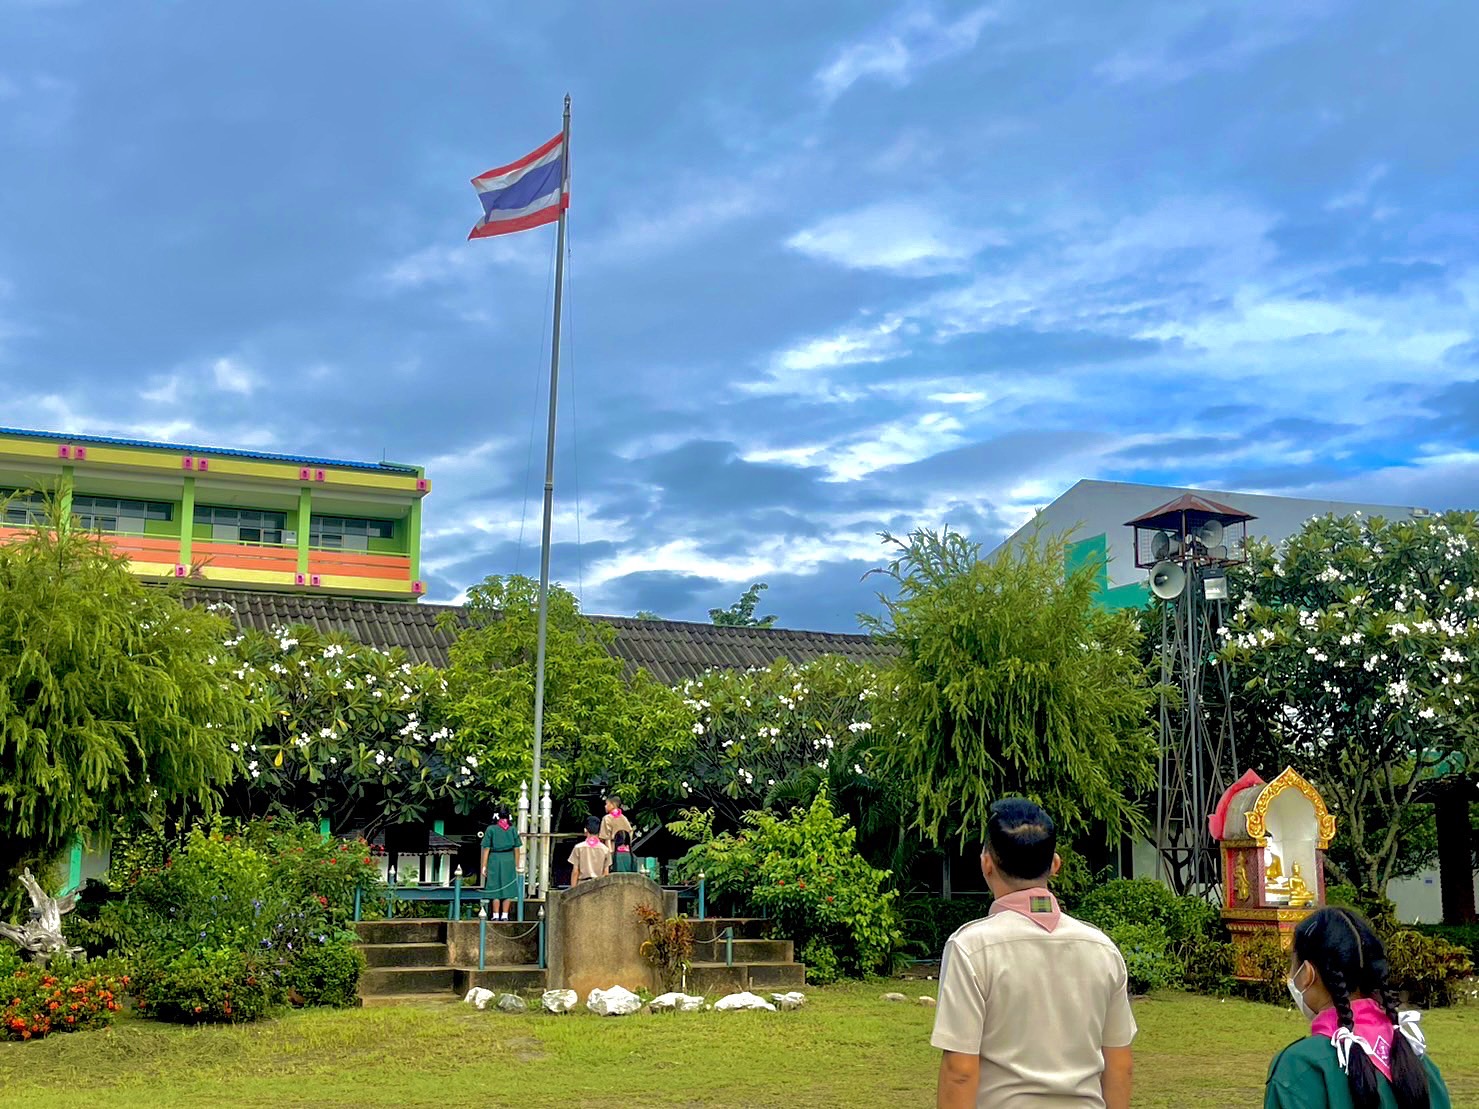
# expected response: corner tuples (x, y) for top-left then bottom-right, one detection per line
(599, 794), (634, 851)
(480, 807), (522, 922)
(569, 816), (611, 884)
(611, 829), (638, 873)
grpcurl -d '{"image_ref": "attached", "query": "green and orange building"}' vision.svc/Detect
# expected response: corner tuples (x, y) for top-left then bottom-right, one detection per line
(0, 426), (430, 599)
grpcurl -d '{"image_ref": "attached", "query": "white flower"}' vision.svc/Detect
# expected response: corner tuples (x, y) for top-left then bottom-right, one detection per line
(1418, 707), (1437, 721)
(230, 742), (240, 753)
(692, 722), (705, 735)
(853, 764), (864, 775)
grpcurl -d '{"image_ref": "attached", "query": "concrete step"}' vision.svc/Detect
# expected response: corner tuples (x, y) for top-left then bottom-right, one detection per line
(360, 966), (456, 996)
(692, 937), (793, 963)
(453, 967), (549, 993)
(360, 942), (449, 968)
(689, 918), (769, 942)
(360, 993), (460, 1009)
(748, 962), (807, 988)
(354, 920), (445, 945)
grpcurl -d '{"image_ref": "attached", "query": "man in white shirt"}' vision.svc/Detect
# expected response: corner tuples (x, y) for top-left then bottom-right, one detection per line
(932, 799), (1136, 1109)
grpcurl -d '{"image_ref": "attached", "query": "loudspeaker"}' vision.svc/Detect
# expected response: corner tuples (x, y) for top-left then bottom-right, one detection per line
(1149, 560), (1186, 600)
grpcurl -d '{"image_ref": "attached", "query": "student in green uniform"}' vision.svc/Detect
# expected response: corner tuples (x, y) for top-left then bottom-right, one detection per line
(611, 829), (638, 873)
(1265, 907), (1451, 1109)
(480, 807), (522, 922)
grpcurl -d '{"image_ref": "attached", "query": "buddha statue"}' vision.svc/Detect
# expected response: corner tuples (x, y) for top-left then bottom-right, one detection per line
(1265, 850), (1286, 889)
(1287, 864), (1315, 908)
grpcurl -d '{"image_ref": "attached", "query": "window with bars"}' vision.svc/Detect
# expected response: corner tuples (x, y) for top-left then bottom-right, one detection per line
(308, 514), (394, 551)
(194, 505), (290, 545)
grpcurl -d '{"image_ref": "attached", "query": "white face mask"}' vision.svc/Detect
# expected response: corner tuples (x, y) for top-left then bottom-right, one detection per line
(1287, 962), (1317, 1020)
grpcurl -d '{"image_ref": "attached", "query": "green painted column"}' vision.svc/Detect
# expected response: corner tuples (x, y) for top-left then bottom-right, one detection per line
(297, 487), (312, 575)
(319, 816), (331, 841)
(408, 496), (423, 587)
(179, 475), (195, 567)
(58, 465), (74, 520)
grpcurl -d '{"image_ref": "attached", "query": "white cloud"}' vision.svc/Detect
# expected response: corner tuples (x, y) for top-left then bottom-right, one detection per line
(786, 202), (999, 276)
(815, 3), (1001, 103)
(211, 357), (257, 395)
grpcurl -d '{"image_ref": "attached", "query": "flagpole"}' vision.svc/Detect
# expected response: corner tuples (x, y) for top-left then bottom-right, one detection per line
(530, 94), (570, 904)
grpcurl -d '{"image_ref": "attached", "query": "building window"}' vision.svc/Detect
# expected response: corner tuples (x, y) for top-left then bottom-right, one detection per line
(195, 505), (290, 545)
(72, 495), (173, 534)
(0, 488), (46, 527)
(309, 514), (394, 551)
(2, 489), (172, 533)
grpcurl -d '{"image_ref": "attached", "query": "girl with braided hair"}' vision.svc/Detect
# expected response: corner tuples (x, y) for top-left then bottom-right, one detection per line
(1265, 907), (1452, 1108)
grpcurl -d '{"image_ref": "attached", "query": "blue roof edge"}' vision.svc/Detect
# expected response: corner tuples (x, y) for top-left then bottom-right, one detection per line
(0, 426), (421, 475)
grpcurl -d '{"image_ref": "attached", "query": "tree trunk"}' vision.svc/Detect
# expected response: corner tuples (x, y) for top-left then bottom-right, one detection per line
(1434, 779), (1477, 925)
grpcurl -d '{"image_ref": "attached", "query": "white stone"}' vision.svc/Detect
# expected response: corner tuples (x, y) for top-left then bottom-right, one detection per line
(495, 993), (528, 1013)
(587, 986), (644, 1017)
(918, 996), (937, 1008)
(771, 991), (806, 1011)
(882, 992), (908, 1003)
(462, 987), (495, 1010)
(541, 989), (579, 1014)
(714, 991), (777, 1012)
(650, 992), (706, 1013)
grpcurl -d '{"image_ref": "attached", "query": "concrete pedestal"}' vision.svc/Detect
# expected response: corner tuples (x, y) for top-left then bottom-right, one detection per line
(546, 873), (663, 999)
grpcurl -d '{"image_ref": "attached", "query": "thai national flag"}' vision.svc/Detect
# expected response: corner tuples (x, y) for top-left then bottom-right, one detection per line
(468, 133), (568, 240)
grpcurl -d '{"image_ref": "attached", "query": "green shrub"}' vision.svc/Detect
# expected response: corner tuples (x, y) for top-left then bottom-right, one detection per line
(799, 937), (842, 986)
(1414, 923), (1479, 967)
(131, 946), (282, 1024)
(283, 931), (364, 1008)
(1237, 934), (1294, 1005)
(1, 958), (128, 1041)
(1078, 878), (1233, 994)
(899, 896), (990, 959)
(1181, 932), (1238, 996)
(1107, 923), (1181, 994)
(0, 947), (23, 980)
(672, 796), (906, 979)
(1384, 929), (1474, 1008)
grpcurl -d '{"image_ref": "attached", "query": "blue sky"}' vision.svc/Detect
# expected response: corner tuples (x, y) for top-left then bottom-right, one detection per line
(2, 1), (1476, 631)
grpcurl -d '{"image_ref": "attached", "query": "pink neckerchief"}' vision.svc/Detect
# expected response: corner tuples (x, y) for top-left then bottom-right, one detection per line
(1311, 999), (1426, 1081)
(609, 808), (623, 820)
(496, 820), (510, 830)
(988, 887), (1061, 933)
(616, 845), (631, 853)
(584, 836), (603, 848)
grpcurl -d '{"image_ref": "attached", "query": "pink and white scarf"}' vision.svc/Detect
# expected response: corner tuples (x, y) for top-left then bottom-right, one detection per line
(1311, 998), (1426, 1080)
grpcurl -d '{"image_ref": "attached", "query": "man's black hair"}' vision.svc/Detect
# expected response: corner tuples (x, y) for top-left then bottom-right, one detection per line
(585, 815), (602, 835)
(985, 798), (1057, 881)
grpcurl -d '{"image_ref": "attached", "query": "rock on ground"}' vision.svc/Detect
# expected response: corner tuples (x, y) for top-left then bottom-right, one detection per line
(462, 987), (495, 1010)
(587, 986), (644, 1016)
(882, 992), (908, 1003)
(772, 991), (806, 1011)
(541, 989), (578, 1014)
(649, 992), (706, 1013)
(918, 996), (937, 1008)
(714, 991), (777, 1012)
(496, 993), (528, 1013)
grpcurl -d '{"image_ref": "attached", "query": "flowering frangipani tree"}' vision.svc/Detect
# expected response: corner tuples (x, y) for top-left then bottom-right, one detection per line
(215, 616), (475, 836)
(672, 657), (906, 860)
(1221, 512), (1479, 899)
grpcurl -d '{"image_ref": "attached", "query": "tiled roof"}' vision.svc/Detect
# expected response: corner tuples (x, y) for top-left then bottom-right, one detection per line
(189, 589), (894, 683)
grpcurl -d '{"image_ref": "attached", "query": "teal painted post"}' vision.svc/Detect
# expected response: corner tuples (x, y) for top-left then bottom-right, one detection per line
(537, 910), (546, 969)
(697, 873), (706, 920)
(59, 838), (84, 897)
(318, 817), (330, 842)
(353, 886), (362, 922)
(387, 866), (397, 917)
(724, 927), (733, 968)
(478, 904), (487, 971)
(516, 872), (525, 922)
(453, 875), (462, 921)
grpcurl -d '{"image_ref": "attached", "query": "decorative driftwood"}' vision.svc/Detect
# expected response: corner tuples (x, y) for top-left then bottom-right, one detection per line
(0, 869), (83, 965)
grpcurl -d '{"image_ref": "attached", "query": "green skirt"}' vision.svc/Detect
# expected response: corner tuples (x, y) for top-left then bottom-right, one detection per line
(484, 851), (519, 899)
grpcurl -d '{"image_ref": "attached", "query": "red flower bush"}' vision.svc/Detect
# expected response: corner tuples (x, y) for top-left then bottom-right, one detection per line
(1, 961), (127, 1042)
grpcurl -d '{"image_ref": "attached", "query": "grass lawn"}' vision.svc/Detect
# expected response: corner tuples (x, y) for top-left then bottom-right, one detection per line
(1, 983), (1475, 1108)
